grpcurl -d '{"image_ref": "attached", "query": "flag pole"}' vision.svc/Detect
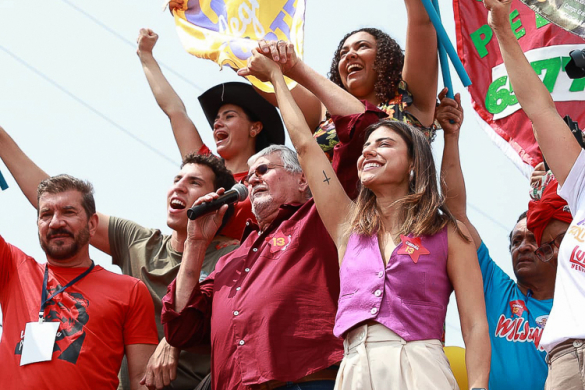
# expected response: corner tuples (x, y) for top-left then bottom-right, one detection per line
(431, 0), (455, 99)
(421, 0), (471, 87)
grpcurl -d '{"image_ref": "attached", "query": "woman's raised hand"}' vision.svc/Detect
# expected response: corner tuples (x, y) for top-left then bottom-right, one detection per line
(237, 48), (283, 82)
(257, 39), (300, 75)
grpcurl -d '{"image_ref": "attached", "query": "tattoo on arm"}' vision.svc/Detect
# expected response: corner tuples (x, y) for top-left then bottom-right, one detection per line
(322, 170), (331, 185)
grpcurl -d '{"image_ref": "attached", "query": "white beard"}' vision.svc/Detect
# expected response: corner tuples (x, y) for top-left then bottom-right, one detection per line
(251, 193), (278, 221)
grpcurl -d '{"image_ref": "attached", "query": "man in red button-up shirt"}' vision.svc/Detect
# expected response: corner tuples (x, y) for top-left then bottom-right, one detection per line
(162, 145), (344, 389)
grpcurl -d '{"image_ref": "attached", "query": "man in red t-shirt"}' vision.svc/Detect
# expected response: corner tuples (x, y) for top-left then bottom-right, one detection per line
(0, 174), (158, 389)
(0, 126), (240, 389)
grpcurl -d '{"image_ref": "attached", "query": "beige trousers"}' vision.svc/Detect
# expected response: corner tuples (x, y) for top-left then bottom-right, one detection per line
(334, 323), (458, 390)
(545, 339), (585, 390)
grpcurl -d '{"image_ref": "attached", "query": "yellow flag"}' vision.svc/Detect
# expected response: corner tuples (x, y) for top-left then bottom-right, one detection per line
(173, 0), (305, 92)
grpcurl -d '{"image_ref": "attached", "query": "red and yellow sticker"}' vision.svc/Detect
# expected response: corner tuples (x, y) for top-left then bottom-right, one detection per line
(397, 235), (430, 264)
(266, 231), (291, 253)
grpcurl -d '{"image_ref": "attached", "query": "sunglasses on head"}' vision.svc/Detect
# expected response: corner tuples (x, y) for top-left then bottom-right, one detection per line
(243, 163), (285, 185)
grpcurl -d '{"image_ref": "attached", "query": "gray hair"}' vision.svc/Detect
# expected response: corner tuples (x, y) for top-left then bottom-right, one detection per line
(247, 145), (311, 198)
(247, 145), (303, 174)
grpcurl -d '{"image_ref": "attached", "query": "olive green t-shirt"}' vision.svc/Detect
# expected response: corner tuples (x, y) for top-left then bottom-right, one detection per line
(109, 216), (239, 389)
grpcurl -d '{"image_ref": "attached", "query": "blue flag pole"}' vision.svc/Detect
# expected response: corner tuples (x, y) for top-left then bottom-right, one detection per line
(431, 0), (454, 99)
(421, 0), (471, 87)
(0, 170), (8, 191)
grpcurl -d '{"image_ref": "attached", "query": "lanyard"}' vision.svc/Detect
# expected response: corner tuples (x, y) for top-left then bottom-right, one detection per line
(39, 261), (95, 322)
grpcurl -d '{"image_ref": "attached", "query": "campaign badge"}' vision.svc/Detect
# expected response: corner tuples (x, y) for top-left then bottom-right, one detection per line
(535, 315), (549, 329)
(397, 235), (430, 264)
(266, 231), (291, 254)
(509, 300), (528, 317)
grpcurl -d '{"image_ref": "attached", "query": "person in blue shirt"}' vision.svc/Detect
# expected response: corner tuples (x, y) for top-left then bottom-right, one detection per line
(437, 89), (557, 389)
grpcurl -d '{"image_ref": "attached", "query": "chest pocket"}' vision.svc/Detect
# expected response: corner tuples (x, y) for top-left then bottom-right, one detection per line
(259, 224), (299, 260)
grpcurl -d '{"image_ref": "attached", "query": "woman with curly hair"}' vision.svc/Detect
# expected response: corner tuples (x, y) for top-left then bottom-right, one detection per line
(253, 0), (438, 162)
(240, 50), (490, 389)
(317, 24), (438, 154)
(245, 0), (438, 199)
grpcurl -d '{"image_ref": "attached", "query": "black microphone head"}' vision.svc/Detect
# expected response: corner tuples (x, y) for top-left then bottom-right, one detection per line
(232, 183), (248, 201)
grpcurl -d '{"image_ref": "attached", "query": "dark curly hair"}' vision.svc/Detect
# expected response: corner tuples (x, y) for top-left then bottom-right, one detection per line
(329, 28), (404, 103)
(181, 152), (237, 234)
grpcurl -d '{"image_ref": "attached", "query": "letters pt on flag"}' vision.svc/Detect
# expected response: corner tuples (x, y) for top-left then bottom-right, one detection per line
(454, 0), (585, 175)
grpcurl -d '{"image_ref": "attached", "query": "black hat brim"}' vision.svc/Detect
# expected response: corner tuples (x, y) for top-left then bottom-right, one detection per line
(198, 82), (285, 146)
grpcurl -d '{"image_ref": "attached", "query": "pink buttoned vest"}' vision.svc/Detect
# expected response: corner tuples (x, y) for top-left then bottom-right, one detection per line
(334, 227), (452, 341)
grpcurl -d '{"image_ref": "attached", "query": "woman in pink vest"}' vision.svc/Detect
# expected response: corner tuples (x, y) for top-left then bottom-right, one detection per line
(242, 51), (490, 390)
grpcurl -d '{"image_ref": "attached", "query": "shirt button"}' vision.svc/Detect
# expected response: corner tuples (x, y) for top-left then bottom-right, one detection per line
(239, 340), (245, 346)
(574, 340), (583, 348)
(377, 271), (383, 278)
(374, 290), (382, 297)
(234, 311), (239, 316)
(252, 248), (258, 252)
(245, 268), (250, 272)
(236, 287), (241, 291)
(371, 307), (378, 315)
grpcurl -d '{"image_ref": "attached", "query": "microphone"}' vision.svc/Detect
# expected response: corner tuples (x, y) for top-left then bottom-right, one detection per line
(187, 183), (248, 220)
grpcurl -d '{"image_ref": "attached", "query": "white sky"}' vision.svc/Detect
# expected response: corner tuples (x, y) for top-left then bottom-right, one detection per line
(0, 0), (531, 346)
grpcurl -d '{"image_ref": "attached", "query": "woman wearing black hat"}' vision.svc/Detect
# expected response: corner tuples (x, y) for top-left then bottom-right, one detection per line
(137, 29), (285, 239)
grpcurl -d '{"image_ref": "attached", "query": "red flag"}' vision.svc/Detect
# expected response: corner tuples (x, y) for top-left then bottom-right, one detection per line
(454, 0), (585, 176)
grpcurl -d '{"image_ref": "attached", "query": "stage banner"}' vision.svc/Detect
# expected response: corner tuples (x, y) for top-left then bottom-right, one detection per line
(173, 0), (305, 92)
(521, 0), (585, 39)
(453, 0), (585, 176)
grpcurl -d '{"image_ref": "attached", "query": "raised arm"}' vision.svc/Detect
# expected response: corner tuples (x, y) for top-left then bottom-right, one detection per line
(161, 192), (224, 349)
(401, 0), (438, 127)
(253, 40), (366, 118)
(137, 28), (204, 158)
(437, 89), (481, 248)
(239, 50), (353, 248)
(175, 191), (227, 312)
(447, 223), (490, 388)
(0, 126), (48, 207)
(485, 0), (581, 185)
(0, 125), (112, 254)
(255, 84), (325, 132)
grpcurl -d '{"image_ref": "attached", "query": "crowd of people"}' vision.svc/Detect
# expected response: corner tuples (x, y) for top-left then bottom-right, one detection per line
(0, 0), (584, 389)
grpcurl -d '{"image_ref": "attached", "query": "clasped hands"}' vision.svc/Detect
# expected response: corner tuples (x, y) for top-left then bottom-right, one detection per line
(238, 39), (300, 83)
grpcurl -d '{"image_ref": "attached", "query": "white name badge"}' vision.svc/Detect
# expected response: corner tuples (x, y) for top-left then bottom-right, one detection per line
(20, 321), (59, 366)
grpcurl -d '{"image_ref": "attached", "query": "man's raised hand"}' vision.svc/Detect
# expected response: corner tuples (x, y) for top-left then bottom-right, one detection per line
(483, 0), (513, 30)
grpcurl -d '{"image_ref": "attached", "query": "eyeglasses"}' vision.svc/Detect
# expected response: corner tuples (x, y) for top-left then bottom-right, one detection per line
(535, 233), (565, 262)
(243, 164), (284, 185)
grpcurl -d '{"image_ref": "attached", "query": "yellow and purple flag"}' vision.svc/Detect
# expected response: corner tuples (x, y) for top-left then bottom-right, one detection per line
(173, 0), (306, 92)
